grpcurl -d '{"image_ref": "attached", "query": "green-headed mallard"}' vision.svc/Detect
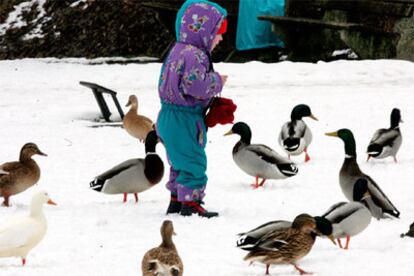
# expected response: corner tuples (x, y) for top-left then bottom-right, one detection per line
(321, 178), (372, 249)
(123, 95), (154, 142)
(367, 108), (402, 163)
(326, 129), (400, 219)
(224, 122), (298, 189)
(0, 143), (47, 207)
(141, 220), (183, 276)
(89, 130), (164, 203)
(242, 213), (335, 275)
(278, 104), (318, 162)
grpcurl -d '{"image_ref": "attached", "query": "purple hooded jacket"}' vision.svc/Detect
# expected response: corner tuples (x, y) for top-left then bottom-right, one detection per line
(158, 2), (226, 107)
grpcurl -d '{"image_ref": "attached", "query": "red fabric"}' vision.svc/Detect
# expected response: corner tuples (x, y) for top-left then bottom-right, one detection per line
(205, 97), (237, 128)
(217, 18), (227, 35)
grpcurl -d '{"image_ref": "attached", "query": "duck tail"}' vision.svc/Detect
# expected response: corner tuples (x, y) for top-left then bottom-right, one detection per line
(89, 178), (104, 192)
(367, 143), (382, 157)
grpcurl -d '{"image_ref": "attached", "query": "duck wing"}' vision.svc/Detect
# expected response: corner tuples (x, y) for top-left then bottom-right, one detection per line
(369, 129), (399, 147)
(247, 144), (290, 165)
(237, 220), (291, 250)
(255, 229), (292, 251)
(0, 217), (32, 250)
(0, 161), (22, 172)
(96, 159), (141, 181)
(363, 175), (400, 218)
(0, 162), (29, 187)
(322, 202), (361, 224)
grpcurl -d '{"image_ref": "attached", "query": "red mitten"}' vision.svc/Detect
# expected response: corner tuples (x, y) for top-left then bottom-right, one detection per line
(205, 97), (237, 128)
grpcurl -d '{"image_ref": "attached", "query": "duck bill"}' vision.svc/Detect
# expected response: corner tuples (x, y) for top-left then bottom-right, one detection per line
(37, 150), (48, 157)
(400, 118), (404, 123)
(47, 199), (57, 206)
(125, 100), (131, 107)
(224, 130), (234, 136)
(310, 114), (318, 121)
(328, 235), (337, 245)
(325, 131), (338, 137)
(173, 231), (177, 236)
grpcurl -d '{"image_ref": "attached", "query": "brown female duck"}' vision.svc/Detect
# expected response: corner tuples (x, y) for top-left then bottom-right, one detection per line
(0, 143), (47, 207)
(141, 220), (183, 276)
(123, 95), (154, 142)
(243, 214), (334, 275)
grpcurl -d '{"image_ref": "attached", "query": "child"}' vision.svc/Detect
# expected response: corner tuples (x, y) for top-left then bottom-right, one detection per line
(156, 0), (228, 218)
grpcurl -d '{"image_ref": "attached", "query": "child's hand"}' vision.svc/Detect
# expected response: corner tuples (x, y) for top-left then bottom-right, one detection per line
(220, 74), (228, 85)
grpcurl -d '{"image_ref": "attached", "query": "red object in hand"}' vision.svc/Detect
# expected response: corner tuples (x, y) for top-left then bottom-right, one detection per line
(205, 97), (237, 128)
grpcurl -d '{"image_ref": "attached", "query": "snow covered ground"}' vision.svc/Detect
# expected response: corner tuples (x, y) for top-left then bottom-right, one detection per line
(0, 58), (414, 275)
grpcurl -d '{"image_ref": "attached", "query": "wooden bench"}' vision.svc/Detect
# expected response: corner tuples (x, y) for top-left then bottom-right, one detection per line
(258, 0), (414, 61)
(79, 81), (124, 122)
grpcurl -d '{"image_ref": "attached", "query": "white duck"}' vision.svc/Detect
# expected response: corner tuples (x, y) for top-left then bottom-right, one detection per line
(0, 190), (56, 265)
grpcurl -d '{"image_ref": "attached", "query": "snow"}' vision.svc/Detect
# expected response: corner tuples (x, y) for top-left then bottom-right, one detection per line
(0, 58), (414, 275)
(0, 0), (50, 40)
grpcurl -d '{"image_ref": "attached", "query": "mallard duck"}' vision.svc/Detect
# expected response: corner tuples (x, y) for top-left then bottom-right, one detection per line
(326, 129), (400, 219)
(242, 214), (335, 275)
(322, 178), (372, 249)
(89, 130), (164, 203)
(278, 104), (318, 162)
(0, 190), (56, 265)
(224, 122), (298, 189)
(123, 95), (154, 142)
(367, 108), (402, 163)
(0, 143), (47, 207)
(141, 220), (183, 276)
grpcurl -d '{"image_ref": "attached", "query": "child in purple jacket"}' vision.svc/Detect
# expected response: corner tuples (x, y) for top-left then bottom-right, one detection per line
(156, 0), (228, 218)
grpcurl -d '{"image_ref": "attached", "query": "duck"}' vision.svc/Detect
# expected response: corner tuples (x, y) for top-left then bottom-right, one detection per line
(224, 122), (298, 189)
(0, 143), (47, 207)
(278, 104), (318, 162)
(321, 178), (372, 249)
(326, 129), (400, 219)
(141, 220), (183, 276)
(242, 213), (335, 275)
(367, 108), (402, 163)
(90, 130), (164, 203)
(0, 190), (56, 265)
(123, 95), (154, 142)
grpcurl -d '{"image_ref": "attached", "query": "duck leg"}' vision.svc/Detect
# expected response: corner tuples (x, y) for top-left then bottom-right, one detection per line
(258, 179), (266, 187)
(293, 264), (312, 275)
(22, 258), (26, 266)
(134, 193), (139, 203)
(251, 176), (260, 189)
(304, 148), (310, 162)
(123, 193), (128, 203)
(344, 235), (350, 250)
(337, 238), (343, 249)
(393, 156), (398, 163)
(366, 155), (371, 162)
(2, 193), (10, 207)
(265, 264), (270, 275)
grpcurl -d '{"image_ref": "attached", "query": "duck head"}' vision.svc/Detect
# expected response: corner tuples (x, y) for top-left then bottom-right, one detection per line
(291, 104), (318, 121)
(125, 95), (138, 108)
(325, 129), (357, 158)
(30, 190), (57, 216)
(224, 122), (252, 145)
(313, 216), (336, 244)
(20, 143), (47, 161)
(390, 108), (402, 129)
(160, 220), (176, 248)
(145, 130), (159, 154)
